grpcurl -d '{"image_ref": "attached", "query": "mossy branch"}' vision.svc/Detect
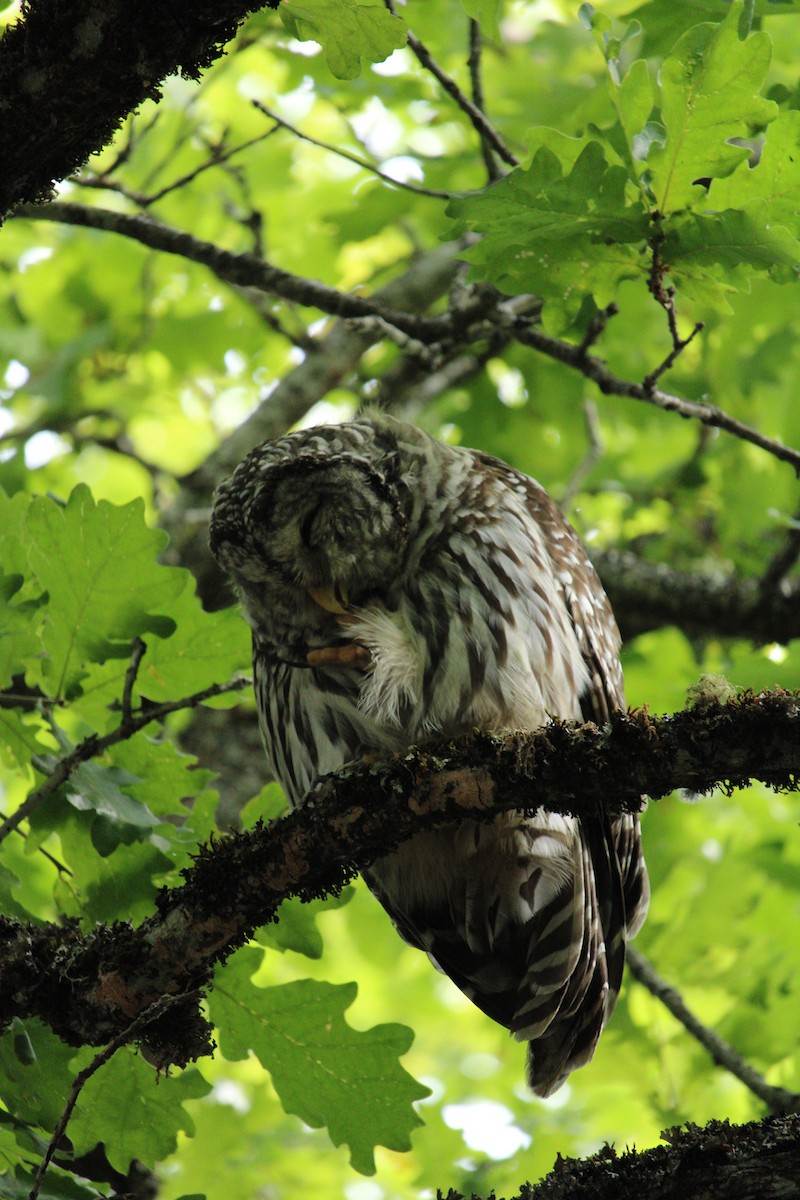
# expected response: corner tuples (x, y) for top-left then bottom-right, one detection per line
(0, 690), (798, 1066)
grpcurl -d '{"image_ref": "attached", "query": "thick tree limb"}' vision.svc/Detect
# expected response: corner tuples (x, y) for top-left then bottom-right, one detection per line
(0, 0), (279, 215)
(442, 1114), (800, 1200)
(0, 691), (798, 1065)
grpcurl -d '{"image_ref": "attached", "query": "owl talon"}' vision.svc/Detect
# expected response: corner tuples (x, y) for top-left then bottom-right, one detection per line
(306, 642), (371, 668)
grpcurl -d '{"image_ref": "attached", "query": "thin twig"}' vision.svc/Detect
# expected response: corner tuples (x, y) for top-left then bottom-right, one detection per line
(560, 399), (605, 507)
(626, 946), (800, 1114)
(238, 289), (317, 351)
(28, 993), (193, 1200)
(512, 321), (800, 475)
(77, 108), (163, 189)
(69, 175), (151, 206)
(576, 302), (619, 357)
(0, 810), (73, 876)
(144, 128), (281, 206)
(120, 636), (147, 724)
(759, 510), (800, 599)
(467, 20), (502, 183)
(252, 100), (457, 201)
(137, 103), (207, 195)
(384, 0), (519, 169)
(642, 319), (705, 392)
(644, 227), (705, 390)
(0, 670), (250, 844)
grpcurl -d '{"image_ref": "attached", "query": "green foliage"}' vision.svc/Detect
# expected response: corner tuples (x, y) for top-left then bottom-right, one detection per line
(451, 0), (800, 326)
(279, 0), (407, 79)
(449, 140), (650, 328)
(1, 0), (799, 1197)
(210, 947), (427, 1174)
(68, 1054), (211, 1171)
(644, 4), (775, 212)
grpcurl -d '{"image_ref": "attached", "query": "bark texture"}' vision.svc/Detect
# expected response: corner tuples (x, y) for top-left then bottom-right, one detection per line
(0, 0), (278, 214)
(438, 1114), (800, 1200)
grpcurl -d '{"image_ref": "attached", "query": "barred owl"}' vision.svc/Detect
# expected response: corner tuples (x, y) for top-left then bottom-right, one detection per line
(210, 412), (649, 1096)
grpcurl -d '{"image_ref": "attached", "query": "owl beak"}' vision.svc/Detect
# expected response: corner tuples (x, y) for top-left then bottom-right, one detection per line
(307, 584), (350, 614)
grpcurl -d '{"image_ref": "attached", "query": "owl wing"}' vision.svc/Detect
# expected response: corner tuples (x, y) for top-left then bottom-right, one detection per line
(365, 454), (648, 1095)
(488, 454), (650, 940)
(498, 459), (649, 1087)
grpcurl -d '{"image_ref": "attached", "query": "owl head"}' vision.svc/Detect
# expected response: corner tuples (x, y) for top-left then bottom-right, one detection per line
(210, 420), (412, 652)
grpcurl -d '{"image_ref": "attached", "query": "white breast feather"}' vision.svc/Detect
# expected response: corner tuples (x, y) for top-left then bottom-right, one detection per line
(346, 606), (425, 728)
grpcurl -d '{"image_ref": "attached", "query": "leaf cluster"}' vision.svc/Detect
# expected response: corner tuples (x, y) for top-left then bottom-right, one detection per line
(449, 3), (800, 330)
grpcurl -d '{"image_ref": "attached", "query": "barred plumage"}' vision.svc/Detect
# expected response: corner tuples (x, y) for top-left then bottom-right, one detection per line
(210, 412), (649, 1095)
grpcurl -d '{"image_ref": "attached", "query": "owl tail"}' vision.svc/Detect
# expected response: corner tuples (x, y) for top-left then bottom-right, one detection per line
(523, 962), (609, 1097)
(518, 815), (630, 1097)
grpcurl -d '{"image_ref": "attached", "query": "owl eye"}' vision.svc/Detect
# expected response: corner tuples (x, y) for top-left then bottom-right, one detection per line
(299, 504), (320, 548)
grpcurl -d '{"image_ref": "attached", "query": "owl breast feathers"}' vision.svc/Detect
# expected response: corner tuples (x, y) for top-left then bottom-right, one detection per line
(210, 412), (649, 1096)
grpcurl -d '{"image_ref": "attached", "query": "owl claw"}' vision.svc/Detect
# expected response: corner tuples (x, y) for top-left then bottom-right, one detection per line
(306, 642), (370, 668)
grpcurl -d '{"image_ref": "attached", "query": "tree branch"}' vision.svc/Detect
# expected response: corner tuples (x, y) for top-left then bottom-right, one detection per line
(16, 204), (799, 483)
(444, 1113), (800, 1200)
(626, 947), (800, 1115)
(467, 19), (502, 183)
(29, 992), (195, 1200)
(383, 0), (518, 170)
(0, 0), (279, 215)
(513, 323), (800, 476)
(593, 549), (800, 645)
(0, 673), (250, 844)
(252, 100), (457, 200)
(0, 692), (798, 1064)
(14, 202), (455, 342)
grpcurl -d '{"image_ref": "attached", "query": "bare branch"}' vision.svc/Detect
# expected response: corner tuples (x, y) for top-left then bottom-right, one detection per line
(644, 223), (706, 389)
(120, 636), (147, 724)
(467, 20), (502, 183)
(626, 947), (800, 1114)
(384, 0), (518, 169)
(29, 993), (194, 1200)
(252, 100), (457, 200)
(577, 302), (619, 356)
(513, 321), (800, 475)
(14, 202), (798, 478)
(14, 202), (453, 342)
(148, 129), (279, 205)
